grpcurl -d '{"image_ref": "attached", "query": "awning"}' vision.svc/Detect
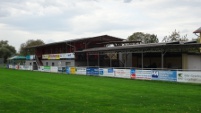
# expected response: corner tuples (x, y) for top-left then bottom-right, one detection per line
(8, 56), (26, 60)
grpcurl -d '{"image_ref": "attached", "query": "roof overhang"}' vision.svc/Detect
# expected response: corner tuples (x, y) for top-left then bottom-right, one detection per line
(26, 35), (124, 49)
(193, 27), (201, 33)
(80, 43), (201, 53)
(8, 56), (26, 60)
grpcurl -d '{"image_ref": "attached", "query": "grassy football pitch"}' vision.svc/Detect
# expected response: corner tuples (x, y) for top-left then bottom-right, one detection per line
(0, 68), (201, 113)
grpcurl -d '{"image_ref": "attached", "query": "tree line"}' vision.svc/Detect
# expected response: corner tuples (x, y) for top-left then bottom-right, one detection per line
(127, 29), (191, 43)
(0, 30), (199, 63)
(0, 39), (44, 63)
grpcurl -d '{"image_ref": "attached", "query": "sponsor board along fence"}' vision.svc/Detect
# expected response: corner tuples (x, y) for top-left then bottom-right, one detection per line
(8, 64), (201, 84)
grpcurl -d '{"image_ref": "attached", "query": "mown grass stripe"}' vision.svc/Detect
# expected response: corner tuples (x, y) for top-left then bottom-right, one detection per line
(0, 68), (201, 113)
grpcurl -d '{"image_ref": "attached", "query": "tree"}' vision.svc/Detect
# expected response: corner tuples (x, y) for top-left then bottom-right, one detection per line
(162, 30), (188, 42)
(0, 40), (16, 63)
(127, 32), (159, 43)
(19, 39), (44, 56)
(144, 34), (159, 43)
(128, 32), (145, 42)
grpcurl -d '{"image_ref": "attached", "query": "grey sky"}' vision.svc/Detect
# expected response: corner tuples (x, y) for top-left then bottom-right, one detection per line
(0, 0), (200, 52)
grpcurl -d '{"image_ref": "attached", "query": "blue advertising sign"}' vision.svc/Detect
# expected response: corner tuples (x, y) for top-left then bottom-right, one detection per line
(86, 67), (99, 76)
(130, 69), (136, 79)
(99, 68), (103, 75)
(66, 67), (70, 74)
(26, 55), (30, 60)
(108, 68), (114, 73)
(152, 70), (177, 81)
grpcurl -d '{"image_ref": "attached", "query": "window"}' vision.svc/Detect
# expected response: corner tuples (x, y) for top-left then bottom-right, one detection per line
(52, 62), (55, 66)
(30, 63), (32, 66)
(46, 62), (48, 66)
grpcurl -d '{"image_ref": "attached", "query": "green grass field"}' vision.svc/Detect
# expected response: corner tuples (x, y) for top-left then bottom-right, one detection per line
(0, 68), (201, 113)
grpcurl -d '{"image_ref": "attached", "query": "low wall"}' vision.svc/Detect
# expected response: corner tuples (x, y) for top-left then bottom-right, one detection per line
(8, 65), (201, 84)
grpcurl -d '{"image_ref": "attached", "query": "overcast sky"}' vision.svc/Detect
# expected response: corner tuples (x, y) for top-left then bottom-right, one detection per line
(0, 0), (201, 52)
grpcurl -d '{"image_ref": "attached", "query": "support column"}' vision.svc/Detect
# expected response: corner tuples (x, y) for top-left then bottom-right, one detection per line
(141, 51), (143, 69)
(199, 33), (201, 53)
(110, 53), (112, 67)
(87, 53), (89, 66)
(182, 53), (188, 69)
(98, 52), (100, 67)
(161, 51), (166, 69)
(200, 33), (201, 43)
(161, 52), (164, 69)
(125, 52), (127, 67)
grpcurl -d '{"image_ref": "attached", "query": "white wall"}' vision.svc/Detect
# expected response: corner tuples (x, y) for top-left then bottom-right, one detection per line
(187, 55), (201, 70)
(42, 60), (75, 67)
(118, 52), (123, 67)
(126, 53), (132, 67)
(25, 60), (34, 66)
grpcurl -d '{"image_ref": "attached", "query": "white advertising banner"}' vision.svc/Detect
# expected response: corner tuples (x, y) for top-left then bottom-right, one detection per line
(19, 65), (25, 70)
(9, 65), (13, 69)
(38, 66), (44, 71)
(48, 54), (60, 59)
(30, 55), (35, 60)
(42, 54), (49, 59)
(15, 65), (19, 69)
(135, 70), (152, 80)
(177, 71), (201, 83)
(75, 67), (86, 75)
(60, 53), (75, 59)
(51, 66), (58, 73)
(42, 54), (60, 59)
(24, 66), (32, 70)
(42, 53), (75, 59)
(99, 68), (114, 77)
(114, 69), (131, 78)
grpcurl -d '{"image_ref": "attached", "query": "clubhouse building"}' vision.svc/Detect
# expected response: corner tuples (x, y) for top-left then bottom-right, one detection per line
(25, 27), (201, 71)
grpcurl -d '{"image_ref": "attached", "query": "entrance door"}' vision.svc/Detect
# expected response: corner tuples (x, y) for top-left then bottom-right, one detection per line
(33, 62), (38, 70)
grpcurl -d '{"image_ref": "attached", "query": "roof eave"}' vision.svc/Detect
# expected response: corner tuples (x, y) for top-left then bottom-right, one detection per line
(193, 27), (201, 33)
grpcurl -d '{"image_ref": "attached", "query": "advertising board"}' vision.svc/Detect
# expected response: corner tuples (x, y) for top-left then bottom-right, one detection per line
(48, 54), (60, 60)
(76, 67), (86, 75)
(9, 65), (14, 69)
(70, 67), (76, 74)
(58, 67), (66, 72)
(114, 69), (131, 78)
(44, 66), (51, 72)
(177, 71), (201, 83)
(152, 70), (177, 81)
(66, 67), (70, 74)
(60, 53), (75, 59)
(134, 70), (152, 80)
(86, 67), (99, 76)
(15, 65), (19, 69)
(99, 68), (114, 77)
(51, 66), (58, 73)
(130, 69), (136, 79)
(19, 65), (25, 70)
(42, 53), (75, 60)
(24, 66), (32, 70)
(38, 66), (44, 71)
(42, 55), (49, 59)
